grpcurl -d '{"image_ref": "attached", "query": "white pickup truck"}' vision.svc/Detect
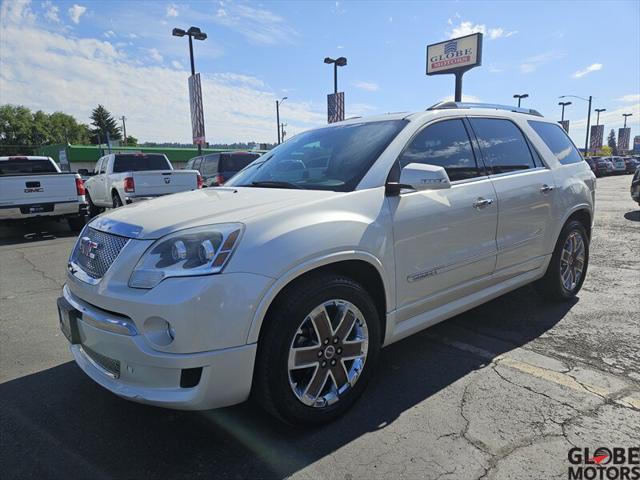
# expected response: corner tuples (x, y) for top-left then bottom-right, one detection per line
(0, 156), (88, 231)
(82, 153), (201, 216)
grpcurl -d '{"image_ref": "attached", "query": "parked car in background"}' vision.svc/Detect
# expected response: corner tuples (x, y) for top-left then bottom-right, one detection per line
(631, 166), (640, 206)
(585, 157), (597, 175)
(82, 153), (201, 216)
(0, 156), (88, 231)
(623, 157), (640, 174)
(185, 151), (261, 187)
(58, 103), (596, 425)
(605, 156), (627, 175)
(593, 158), (612, 177)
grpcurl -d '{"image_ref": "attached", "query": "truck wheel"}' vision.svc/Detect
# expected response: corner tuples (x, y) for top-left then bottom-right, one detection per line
(254, 273), (381, 426)
(535, 220), (589, 301)
(112, 191), (123, 208)
(67, 215), (87, 232)
(86, 191), (101, 218)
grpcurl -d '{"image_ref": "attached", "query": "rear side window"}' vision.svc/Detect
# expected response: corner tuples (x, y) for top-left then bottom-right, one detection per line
(528, 121), (583, 165)
(201, 155), (219, 175)
(220, 153), (260, 172)
(113, 154), (171, 172)
(469, 118), (535, 174)
(0, 159), (57, 175)
(399, 119), (481, 181)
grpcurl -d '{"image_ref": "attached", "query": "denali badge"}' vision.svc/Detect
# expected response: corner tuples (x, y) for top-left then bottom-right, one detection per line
(79, 236), (100, 259)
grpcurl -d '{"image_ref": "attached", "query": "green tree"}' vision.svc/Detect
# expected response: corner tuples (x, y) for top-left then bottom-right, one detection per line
(607, 129), (618, 155)
(125, 135), (138, 146)
(0, 104), (33, 146)
(48, 111), (91, 144)
(90, 105), (121, 144)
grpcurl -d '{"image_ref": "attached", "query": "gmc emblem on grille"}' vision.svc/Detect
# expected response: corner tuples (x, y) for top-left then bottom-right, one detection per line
(79, 236), (100, 259)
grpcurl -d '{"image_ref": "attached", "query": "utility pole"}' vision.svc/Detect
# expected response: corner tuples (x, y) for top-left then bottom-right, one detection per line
(513, 93), (529, 108)
(623, 113), (632, 128)
(276, 97), (287, 144)
(280, 123), (287, 142)
(595, 108), (606, 126)
(120, 116), (127, 146)
(559, 101), (571, 122)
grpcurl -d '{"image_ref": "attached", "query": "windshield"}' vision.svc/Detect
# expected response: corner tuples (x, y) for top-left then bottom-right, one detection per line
(0, 159), (57, 175)
(226, 120), (407, 191)
(113, 154), (171, 172)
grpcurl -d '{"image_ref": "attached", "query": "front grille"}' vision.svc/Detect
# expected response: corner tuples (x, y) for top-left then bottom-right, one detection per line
(72, 227), (129, 279)
(81, 344), (121, 378)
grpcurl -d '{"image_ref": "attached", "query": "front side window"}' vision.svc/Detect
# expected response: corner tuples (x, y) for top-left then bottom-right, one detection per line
(469, 118), (535, 174)
(226, 120), (407, 191)
(99, 157), (107, 174)
(528, 120), (583, 165)
(94, 158), (103, 174)
(399, 119), (481, 181)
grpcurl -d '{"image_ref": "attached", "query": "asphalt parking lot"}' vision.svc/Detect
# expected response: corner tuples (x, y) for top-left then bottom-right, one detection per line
(1, 174), (639, 480)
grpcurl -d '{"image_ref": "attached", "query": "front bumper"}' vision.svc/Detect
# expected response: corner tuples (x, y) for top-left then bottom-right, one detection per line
(60, 285), (258, 410)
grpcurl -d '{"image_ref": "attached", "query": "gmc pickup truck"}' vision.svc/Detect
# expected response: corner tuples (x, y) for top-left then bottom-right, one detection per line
(0, 156), (88, 231)
(82, 153), (201, 216)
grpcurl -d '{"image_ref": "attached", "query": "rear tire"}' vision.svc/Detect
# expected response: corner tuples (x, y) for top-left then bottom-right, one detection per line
(112, 191), (123, 208)
(535, 220), (589, 301)
(254, 273), (381, 426)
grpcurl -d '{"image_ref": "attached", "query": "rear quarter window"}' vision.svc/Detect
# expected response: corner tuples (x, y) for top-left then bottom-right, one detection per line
(220, 153), (260, 172)
(528, 121), (584, 165)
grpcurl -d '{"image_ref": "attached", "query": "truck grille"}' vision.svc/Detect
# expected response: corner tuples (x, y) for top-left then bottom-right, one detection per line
(72, 227), (129, 279)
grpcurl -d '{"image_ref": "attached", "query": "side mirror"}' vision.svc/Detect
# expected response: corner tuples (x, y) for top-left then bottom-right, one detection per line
(388, 163), (451, 195)
(77, 168), (89, 176)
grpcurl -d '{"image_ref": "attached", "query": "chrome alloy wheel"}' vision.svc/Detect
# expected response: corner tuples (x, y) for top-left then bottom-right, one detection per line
(560, 231), (585, 291)
(287, 299), (369, 408)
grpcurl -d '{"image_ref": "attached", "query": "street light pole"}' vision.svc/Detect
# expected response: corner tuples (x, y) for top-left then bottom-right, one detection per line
(560, 95), (592, 155)
(623, 113), (632, 128)
(559, 101), (572, 122)
(324, 56), (347, 94)
(276, 97), (287, 144)
(513, 93), (529, 108)
(173, 26), (208, 155)
(120, 116), (127, 145)
(595, 108), (606, 126)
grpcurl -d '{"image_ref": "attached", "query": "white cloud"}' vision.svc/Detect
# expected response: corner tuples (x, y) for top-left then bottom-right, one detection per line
(43, 1), (60, 22)
(166, 4), (178, 17)
(520, 51), (565, 73)
(68, 4), (87, 24)
(439, 94), (482, 103)
(571, 103), (640, 130)
(616, 94), (640, 103)
(104, 30), (116, 38)
(0, 8), (323, 143)
(447, 20), (516, 40)
(212, 3), (297, 45)
(352, 81), (379, 92)
(572, 63), (603, 79)
(1, 0), (36, 24)
(147, 48), (163, 63)
(171, 60), (183, 70)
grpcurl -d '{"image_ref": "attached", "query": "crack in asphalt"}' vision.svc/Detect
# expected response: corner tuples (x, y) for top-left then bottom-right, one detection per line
(17, 250), (64, 288)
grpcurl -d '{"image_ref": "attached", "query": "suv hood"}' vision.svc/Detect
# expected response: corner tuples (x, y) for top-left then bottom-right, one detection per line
(89, 187), (337, 239)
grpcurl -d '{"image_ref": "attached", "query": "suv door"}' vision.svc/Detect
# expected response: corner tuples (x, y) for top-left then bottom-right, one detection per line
(468, 117), (556, 275)
(390, 118), (499, 319)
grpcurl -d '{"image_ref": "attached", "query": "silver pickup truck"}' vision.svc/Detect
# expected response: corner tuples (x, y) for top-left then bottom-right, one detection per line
(82, 153), (201, 216)
(0, 156), (88, 231)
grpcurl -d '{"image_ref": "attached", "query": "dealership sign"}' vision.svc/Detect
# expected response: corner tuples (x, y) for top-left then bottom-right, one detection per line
(590, 125), (604, 149)
(559, 120), (570, 133)
(327, 92), (345, 124)
(426, 33), (483, 76)
(618, 127), (631, 152)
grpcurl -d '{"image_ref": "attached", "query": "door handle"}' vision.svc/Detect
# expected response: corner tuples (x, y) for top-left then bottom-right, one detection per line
(473, 197), (494, 209)
(540, 184), (555, 193)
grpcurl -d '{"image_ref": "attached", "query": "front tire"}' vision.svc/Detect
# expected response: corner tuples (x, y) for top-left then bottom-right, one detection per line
(254, 273), (381, 426)
(112, 191), (123, 208)
(536, 220), (589, 301)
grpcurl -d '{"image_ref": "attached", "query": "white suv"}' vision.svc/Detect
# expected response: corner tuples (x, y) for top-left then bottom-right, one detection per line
(58, 103), (596, 425)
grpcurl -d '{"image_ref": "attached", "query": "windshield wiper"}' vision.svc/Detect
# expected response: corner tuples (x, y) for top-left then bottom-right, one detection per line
(249, 181), (303, 189)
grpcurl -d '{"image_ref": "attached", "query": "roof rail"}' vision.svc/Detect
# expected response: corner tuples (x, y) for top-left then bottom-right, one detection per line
(427, 101), (543, 117)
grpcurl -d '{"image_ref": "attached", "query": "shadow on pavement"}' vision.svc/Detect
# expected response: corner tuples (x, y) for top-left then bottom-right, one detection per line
(0, 218), (78, 246)
(0, 286), (577, 479)
(623, 210), (640, 222)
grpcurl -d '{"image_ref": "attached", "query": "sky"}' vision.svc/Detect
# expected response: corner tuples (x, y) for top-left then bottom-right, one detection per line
(1, 0), (639, 147)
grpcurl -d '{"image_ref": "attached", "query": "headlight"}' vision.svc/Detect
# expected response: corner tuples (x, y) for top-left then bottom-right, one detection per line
(129, 223), (243, 289)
